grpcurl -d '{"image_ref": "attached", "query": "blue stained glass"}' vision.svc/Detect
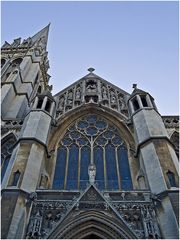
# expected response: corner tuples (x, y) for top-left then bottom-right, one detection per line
(86, 115), (97, 124)
(95, 120), (107, 129)
(104, 131), (114, 139)
(1, 156), (10, 182)
(86, 127), (98, 136)
(77, 137), (89, 146)
(62, 138), (72, 146)
(105, 144), (118, 190)
(52, 147), (66, 189)
(80, 146), (90, 189)
(95, 137), (107, 146)
(112, 135), (122, 145)
(70, 131), (80, 139)
(118, 147), (133, 190)
(94, 146), (105, 189)
(66, 144), (78, 189)
(77, 120), (88, 129)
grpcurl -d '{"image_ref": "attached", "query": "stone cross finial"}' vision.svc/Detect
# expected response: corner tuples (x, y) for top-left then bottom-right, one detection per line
(132, 84), (137, 89)
(88, 67), (95, 73)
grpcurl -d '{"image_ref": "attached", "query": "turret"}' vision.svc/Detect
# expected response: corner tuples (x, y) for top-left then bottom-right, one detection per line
(128, 85), (179, 239)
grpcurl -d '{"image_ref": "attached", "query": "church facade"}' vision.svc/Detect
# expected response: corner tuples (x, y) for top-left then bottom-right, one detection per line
(1, 25), (179, 239)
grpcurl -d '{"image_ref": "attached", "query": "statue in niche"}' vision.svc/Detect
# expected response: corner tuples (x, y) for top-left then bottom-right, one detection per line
(58, 97), (64, 111)
(75, 87), (81, 100)
(39, 174), (48, 189)
(88, 163), (96, 184)
(110, 90), (117, 104)
(119, 95), (126, 109)
(67, 91), (73, 105)
(86, 81), (97, 93)
(102, 85), (108, 99)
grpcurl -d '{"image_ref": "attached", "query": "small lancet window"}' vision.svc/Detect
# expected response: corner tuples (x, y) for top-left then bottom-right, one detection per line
(1, 59), (6, 68)
(34, 73), (39, 86)
(37, 99), (43, 109)
(133, 98), (140, 111)
(45, 100), (51, 113)
(37, 86), (42, 94)
(166, 170), (176, 187)
(12, 170), (21, 186)
(141, 96), (148, 107)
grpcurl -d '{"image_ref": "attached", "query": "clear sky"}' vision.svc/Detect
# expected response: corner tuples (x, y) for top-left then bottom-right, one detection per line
(1, 1), (179, 115)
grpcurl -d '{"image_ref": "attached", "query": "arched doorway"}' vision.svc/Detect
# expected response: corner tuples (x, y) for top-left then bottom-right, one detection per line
(48, 210), (136, 239)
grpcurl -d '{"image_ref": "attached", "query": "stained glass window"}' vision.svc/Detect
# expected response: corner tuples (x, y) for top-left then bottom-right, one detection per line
(53, 114), (133, 190)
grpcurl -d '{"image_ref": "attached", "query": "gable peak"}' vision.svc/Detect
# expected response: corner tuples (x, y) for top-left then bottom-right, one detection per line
(30, 23), (50, 49)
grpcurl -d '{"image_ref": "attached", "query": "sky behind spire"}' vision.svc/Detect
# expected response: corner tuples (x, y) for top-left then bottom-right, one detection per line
(1, 1), (178, 115)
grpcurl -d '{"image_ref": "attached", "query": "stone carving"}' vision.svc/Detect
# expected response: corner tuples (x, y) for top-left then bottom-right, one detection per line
(102, 85), (108, 99)
(39, 174), (48, 189)
(67, 91), (73, 105)
(110, 90), (117, 104)
(88, 163), (96, 184)
(26, 190), (161, 239)
(75, 87), (81, 100)
(55, 80), (129, 119)
(162, 116), (179, 128)
(26, 210), (43, 239)
(86, 81), (97, 93)
(58, 96), (64, 111)
(119, 95), (126, 110)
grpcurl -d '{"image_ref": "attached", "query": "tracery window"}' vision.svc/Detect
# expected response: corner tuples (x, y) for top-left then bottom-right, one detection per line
(53, 114), (133, 191)
(1, 134), (17, 182)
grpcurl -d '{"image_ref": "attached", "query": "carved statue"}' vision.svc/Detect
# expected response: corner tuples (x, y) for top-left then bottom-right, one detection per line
(110, 90), (117, 104)
(67, 91), (73, 105)
(39, 174), (48, 189)
(102, 85), (108, 99)
(119, 96), (126, 109)
(75, 87), (81, 100)
(87, 83), (96, 92)
(88, 163), (96, 184)
(58, 97), (64, 111)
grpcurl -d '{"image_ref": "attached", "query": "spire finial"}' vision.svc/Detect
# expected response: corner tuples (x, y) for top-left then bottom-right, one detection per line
(88, 67), (95, 73)
(132, 83), (137, 89)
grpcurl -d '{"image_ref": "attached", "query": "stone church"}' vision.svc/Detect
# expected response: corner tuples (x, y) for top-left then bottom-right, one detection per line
(1, 25), (179, 239)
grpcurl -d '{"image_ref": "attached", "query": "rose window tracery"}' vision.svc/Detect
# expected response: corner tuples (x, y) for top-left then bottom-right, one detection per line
(53, 114), (133, 191)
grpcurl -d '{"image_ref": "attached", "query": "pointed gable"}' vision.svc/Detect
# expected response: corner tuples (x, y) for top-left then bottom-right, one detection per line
(30, 24), (50, 50)
(54, 69), (130, 120)
(47, 184), (138, 239)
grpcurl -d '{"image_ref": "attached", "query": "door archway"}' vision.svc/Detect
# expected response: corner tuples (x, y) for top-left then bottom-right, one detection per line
(48, 210), (136, 239)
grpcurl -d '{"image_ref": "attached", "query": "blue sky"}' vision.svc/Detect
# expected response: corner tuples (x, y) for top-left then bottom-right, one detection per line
(1, 1), (179, 115)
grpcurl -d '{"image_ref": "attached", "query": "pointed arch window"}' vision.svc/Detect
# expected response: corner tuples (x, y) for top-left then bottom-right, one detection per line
(1, 134), (17, 182)
(52, 114), (133, 191)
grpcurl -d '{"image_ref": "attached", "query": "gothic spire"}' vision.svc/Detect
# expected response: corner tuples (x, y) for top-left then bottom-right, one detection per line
(30, 23), (50, 50)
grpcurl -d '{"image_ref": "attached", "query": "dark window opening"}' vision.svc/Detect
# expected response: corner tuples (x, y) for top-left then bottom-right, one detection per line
(167, 170), (176, 187)
(37, 99), (43, 109)
(141, 96), (148, 107)
(133, 99), (140, 111)
(1, 59), (6, 68)
(6, 72), (11, 79)
(12, 170), (21, 186)
(37, 86), (42, 94)
(34, 73), (39, 86)
(45, 100), (51, 112)
(1, 134), (17, 182)
(12, 58), (22, 66)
